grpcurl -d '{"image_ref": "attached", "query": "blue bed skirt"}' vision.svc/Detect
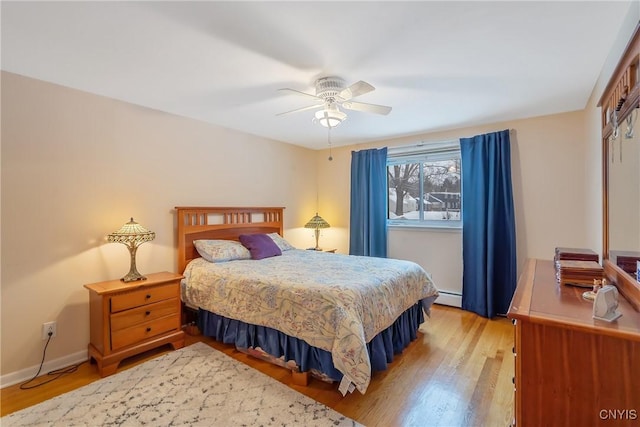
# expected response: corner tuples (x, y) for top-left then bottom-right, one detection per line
(198, 299), (427, 382)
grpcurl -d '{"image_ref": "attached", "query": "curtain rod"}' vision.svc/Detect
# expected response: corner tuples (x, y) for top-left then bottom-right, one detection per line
(387, 139), (458, 154)
(388, 128), (514, 152)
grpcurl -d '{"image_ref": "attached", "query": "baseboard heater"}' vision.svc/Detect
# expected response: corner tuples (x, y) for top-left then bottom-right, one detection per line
(434, 290), (462, 308)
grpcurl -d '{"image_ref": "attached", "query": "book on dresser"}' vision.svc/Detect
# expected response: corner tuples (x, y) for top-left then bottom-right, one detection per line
(554, 247), (600, 263)
(555, 259), (604, 288)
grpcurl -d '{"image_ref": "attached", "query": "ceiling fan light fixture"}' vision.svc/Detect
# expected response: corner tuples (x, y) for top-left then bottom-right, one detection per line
(313, 107), (347, 128)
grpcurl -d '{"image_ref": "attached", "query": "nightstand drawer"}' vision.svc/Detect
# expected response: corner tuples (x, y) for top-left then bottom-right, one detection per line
(110, 283), (177, 313)
(111, 314), (179, 350)
(110, 298), (178, 331)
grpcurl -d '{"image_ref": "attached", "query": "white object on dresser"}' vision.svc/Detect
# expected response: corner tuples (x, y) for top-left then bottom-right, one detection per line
(592, 284), (622, 322)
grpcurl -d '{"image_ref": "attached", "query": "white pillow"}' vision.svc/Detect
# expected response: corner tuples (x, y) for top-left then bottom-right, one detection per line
(268, 233), (296, 251)
(193, 240), (251, 263)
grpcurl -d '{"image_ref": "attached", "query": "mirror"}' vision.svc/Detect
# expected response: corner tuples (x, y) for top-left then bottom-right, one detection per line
(607, 107), (640, 274)
(600, 24), (639, 310)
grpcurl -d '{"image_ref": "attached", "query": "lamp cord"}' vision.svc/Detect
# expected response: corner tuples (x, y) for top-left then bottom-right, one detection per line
(19, 333), (86, 390)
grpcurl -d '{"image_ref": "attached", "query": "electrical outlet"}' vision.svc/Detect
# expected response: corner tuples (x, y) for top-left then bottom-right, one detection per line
(42, 321), (57, 340)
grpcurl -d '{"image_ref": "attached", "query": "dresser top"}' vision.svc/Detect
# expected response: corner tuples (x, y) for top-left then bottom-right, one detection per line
(84, 271), (183, 295)
(508, 259), (640, 341)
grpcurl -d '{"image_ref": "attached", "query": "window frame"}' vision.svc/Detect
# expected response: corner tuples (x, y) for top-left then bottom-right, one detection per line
(387, 140), (462, 230)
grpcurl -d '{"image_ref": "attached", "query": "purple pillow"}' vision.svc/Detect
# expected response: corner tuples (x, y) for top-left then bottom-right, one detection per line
(239, 233), (282, 260)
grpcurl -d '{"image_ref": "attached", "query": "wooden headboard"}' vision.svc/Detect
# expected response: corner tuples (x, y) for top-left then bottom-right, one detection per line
(175, 206), (284, 273)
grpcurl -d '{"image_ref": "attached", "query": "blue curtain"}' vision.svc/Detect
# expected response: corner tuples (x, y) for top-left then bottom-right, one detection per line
(460, 129), (516, 318)
(349, 147), (388, 257)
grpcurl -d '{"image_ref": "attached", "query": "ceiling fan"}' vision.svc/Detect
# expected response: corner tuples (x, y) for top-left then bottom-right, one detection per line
(277, 76), (392, 128)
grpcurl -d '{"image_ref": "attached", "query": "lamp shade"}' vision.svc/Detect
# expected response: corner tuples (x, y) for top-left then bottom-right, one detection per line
(107, 218), (155, 282)
(304, 213), (330, 250)
(304, 213), (330, 230)
(107, 218), (155, 246)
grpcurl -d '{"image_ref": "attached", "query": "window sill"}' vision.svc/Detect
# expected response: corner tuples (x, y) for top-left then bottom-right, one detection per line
(388, 222), (462, 232)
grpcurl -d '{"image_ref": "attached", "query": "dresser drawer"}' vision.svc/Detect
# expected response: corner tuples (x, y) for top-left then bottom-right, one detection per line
(110, 283), (177, 313)
(110, 298), (178, 331)
(111, 314), (179, 350)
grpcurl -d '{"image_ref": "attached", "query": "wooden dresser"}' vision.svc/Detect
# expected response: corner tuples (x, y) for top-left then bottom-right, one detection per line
(508, 259), (640, 426)
(84, 271), (185, 377)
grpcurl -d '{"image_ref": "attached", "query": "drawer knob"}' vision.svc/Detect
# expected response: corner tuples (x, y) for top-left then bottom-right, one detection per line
(146, 327), (152, 332)
(145, 311), (151, 316)
(145, 294), (151, 299)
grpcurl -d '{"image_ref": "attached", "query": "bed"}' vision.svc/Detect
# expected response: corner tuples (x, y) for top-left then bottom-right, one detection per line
(176, 206), (439, 394)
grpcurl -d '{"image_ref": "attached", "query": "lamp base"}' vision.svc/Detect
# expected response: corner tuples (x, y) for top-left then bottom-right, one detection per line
(121, 272), (147, 283)
(121, 245), (147, 282)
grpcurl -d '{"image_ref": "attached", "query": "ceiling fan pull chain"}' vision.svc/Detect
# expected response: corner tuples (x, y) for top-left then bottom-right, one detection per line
(328, 127), (333, 161)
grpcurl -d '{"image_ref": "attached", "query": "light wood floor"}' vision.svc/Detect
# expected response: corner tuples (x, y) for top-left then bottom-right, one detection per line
(1, 305), (514, 426)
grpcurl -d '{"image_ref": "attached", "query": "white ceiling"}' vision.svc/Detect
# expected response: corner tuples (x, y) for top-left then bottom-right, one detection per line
(1, 1), (633, 149)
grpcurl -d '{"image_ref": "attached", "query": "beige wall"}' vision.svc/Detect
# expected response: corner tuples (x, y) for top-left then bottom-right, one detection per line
(584, 83), (605, 257)
(0, 72), (317, 381)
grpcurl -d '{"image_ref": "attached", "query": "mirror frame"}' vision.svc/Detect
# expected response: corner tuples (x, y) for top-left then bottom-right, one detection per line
(599, 23), (640, 311)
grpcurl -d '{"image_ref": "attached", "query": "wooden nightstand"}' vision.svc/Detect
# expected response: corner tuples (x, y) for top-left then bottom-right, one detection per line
(84, 271), (185, 377)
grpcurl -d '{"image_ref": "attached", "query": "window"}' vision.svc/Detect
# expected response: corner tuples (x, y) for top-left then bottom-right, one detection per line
(387, 140), (461, 228)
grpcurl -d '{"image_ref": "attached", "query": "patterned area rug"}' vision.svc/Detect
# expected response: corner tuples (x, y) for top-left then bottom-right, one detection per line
(2, 342), (362, 426)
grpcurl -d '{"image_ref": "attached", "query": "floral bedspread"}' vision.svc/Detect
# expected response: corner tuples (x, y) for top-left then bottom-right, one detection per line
(182, 249), (439, 394)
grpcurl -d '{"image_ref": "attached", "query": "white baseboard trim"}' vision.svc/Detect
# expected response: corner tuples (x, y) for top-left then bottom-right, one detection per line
(1, 349), (88, 389)
(434, 291), (462, 308)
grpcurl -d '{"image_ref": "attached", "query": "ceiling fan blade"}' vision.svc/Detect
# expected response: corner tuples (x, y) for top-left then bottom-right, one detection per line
(278, 88), (322, 101)
(339, 80), (375, 101)
(342, 101), (392, 115)
(276, 103), (324, 116)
